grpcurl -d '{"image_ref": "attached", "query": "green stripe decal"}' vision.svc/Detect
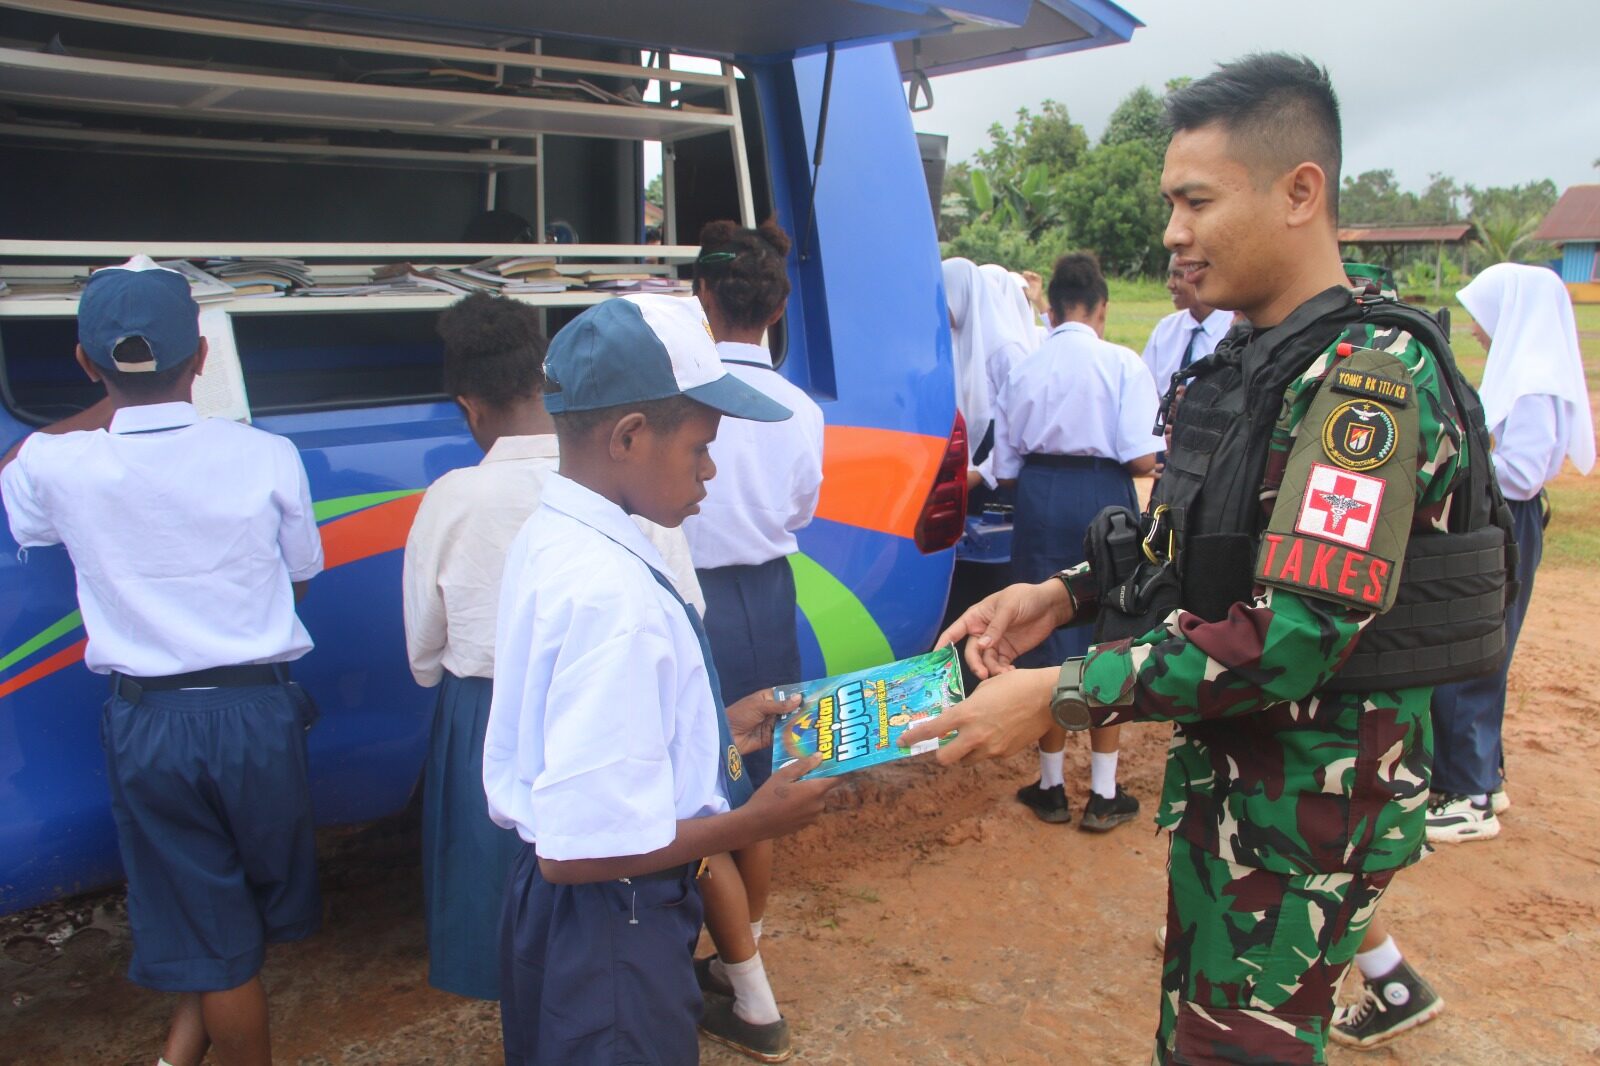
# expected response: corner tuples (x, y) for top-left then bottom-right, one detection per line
(789, 553), (893, 676)
(313, 489), (422, 523)
(0, 609), (82, 673)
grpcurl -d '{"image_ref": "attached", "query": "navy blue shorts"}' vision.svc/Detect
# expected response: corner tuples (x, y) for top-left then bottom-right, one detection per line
(500, 845), (704, 1066)
(100, 681), (321, 992)
(698, 556), (802, 789)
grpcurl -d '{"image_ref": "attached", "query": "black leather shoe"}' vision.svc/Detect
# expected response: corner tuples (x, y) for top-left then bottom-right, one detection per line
(699, 993), (793, 1062)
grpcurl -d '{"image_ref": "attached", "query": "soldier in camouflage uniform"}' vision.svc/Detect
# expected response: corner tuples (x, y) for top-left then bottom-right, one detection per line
(904, 55), (1469, 1064)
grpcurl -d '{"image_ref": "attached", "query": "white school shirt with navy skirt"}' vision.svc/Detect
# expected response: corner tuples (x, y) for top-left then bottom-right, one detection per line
(400, 434), (704, 1001)
(0, 400), (324, 994)
(992, 322), (1164, 666)
(681, 341), (824, 786)
(484, 473), (732, 1066)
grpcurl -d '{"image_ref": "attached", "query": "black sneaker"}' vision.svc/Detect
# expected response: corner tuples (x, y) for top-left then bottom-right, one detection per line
(1330, 960), (1445, 1049)
(1015, 780), (1072, 824)
(699, 992), (793, 1063)
(695, 954), (735, 999)
(1080, 787), (1140, 832)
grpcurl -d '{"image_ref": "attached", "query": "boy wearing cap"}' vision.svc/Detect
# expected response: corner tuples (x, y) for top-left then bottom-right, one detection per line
(483, 294), (837, 1066)
(0, 258), (323, 1066)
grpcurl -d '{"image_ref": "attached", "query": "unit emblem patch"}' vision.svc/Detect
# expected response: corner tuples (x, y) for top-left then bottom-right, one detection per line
(1322, 399), (1398, 471)
(1294, 462), (1386, 551)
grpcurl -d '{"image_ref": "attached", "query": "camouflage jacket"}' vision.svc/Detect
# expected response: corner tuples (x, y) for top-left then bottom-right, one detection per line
(1066, 312), (1467, 876)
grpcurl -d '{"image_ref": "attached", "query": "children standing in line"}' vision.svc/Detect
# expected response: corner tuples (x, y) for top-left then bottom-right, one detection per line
(482, 293), (837, 1066)
(402, 293), (706, 1001)
(681, 220), (825, 1062)
(0, 259), (324, 1066)
(990, 253), (1162, 831)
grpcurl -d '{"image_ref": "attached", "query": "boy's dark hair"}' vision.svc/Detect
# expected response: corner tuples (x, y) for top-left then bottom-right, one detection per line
(691, 219), (792, 332)
(1165, 53), (1342, 218)
(1047, 253), (1108, 319)
(98, 336), (196, 400)
(549, 394), (705, 445)
(437, 293), (548, 407)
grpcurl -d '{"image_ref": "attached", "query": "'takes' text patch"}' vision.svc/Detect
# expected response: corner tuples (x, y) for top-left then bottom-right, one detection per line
(1256, 532), (1395, 608)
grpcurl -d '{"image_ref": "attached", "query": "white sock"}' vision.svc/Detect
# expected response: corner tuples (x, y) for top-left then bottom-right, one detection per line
(1039, 748), (1066, 788)
(1090, 750), (1119, 800)
(722, 952), (781, 1025)
(1355, 935), (1404, 980)
(158, 1059), (179, 1066)
(1468, 793), (1489, 807)
(749, 918), (763, 943)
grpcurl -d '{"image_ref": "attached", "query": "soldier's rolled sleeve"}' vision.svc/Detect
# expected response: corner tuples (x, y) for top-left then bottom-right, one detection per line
(1082, 586), (1371, 726)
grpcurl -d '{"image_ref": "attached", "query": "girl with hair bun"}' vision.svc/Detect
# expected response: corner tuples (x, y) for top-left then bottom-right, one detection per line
(682, 218), (825, 1062)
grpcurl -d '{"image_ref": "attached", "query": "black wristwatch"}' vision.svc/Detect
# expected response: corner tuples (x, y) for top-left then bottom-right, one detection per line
(1050, 657), (1091, 732)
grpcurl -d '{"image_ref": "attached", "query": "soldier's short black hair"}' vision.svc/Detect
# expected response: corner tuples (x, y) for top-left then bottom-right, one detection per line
(1047, 253), (1108, 318)
(1165, 53), (1342, 218)
(437, 292), (548, 407)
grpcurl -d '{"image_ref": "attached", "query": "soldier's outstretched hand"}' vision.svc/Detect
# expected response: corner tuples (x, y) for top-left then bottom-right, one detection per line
(937, 579), (1074, 679)
(898, 667), (1056, 766)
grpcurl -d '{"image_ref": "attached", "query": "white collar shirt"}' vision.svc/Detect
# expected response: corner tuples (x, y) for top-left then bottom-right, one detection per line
(402, 434), (703, 687)
(1490, 393), (1567, 501)
(1141, 307), (1233, 400)
(0, 401), (322, 675)
(990, 322), (1165, 481)
(482, 473), (727, 858)
(681, 343), (826, 569)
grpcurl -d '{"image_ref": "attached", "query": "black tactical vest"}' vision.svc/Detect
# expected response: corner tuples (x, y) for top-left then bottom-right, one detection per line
(1153, 287), (1513, 692)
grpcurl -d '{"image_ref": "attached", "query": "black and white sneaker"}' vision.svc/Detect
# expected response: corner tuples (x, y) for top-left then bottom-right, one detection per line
(1330, 960), (1444, 1049)
(1491, 784), (1511, 815)
(1080, 787), (1140, 832)
(1425, 792), (1499, 843)
(1016, 780), (1072, 824)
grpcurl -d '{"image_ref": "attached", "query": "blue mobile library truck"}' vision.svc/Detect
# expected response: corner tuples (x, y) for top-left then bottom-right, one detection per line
(0, 0), (1138, 914)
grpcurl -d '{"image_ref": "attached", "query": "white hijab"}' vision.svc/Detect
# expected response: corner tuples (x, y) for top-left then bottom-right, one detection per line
(978, 263), (1040, 354)
(941, 257), (1005, 462)
(1457, 263), (1595, 475)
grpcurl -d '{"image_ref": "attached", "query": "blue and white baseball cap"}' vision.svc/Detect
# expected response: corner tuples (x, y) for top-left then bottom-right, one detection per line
(78, 255), (200, 373)
(544, 294), (790, 422)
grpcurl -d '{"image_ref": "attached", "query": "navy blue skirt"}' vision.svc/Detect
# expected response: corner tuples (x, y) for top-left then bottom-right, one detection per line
(422, 671), (523, 1000)
(697, 556), (802, 789)
(1011, 456), (1137, 668)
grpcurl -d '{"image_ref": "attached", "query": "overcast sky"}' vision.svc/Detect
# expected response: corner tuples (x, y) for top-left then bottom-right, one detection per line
(915, 0), (1600, 195)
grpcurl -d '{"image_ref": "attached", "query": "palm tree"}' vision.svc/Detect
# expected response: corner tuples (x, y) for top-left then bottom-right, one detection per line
(1470, 208), (1545, 265)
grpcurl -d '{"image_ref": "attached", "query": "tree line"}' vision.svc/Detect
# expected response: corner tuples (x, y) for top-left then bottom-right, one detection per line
(938, 82), (1563, 287)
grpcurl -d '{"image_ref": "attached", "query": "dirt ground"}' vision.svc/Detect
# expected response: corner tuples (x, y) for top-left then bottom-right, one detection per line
(4, 493), (1600, 1065)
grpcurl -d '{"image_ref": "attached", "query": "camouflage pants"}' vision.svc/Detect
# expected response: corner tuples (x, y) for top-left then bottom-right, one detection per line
(1155, 835), (1394, 1065)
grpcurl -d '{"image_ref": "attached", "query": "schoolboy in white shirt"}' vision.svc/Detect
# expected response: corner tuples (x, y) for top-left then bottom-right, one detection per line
(482, 293), (837, 1066)
(0, 259), (323, 1066)
(1141, 253), (1233, 403)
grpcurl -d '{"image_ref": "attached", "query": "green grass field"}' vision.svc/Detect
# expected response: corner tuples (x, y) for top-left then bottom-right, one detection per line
(1102, 281), (1600, 567)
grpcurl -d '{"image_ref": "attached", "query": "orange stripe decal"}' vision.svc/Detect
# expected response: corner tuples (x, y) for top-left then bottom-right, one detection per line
(320, 493), (424, 570)
(814, 425), (948, 540)
(0, 638), (87, 701)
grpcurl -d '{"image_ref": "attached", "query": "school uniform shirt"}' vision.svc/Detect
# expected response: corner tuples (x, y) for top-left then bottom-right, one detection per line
(483, 473), (726, 860)
(0, 401), (322, 676)
(680, 342), (825, 569)
(1490, 393), (1567, 501)
(403, 434), (704, 687)
(990, 321), (1165, 481)
(1141, 307), (1232, 400)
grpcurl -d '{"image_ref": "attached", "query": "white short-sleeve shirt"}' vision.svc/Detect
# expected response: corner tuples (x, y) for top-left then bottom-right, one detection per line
(681, 342), (825, 569)
(402, 434), (704, 687)
(1141, 307), (1233, 401)
(0, 401), (322, 675)
(991, 322), (1164, 481)
(482, 473), (727, 859)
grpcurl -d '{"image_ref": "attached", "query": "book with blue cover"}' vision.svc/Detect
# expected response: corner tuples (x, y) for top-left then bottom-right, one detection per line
(770, 646), (964, 780)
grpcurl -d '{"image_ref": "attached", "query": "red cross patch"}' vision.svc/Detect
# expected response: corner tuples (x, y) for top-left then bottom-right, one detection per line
(1293, 462), (1385, 551)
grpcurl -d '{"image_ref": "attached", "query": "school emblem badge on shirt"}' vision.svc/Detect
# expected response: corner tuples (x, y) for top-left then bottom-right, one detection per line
(1294, 462), (1385, 551)
(727, 744), (744, 782)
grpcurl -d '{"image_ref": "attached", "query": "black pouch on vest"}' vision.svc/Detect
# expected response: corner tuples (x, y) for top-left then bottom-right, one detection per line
(1087, 506), (1184, 642)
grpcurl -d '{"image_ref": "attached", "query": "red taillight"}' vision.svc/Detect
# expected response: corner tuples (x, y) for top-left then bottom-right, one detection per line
(913, 412), (969, 553)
